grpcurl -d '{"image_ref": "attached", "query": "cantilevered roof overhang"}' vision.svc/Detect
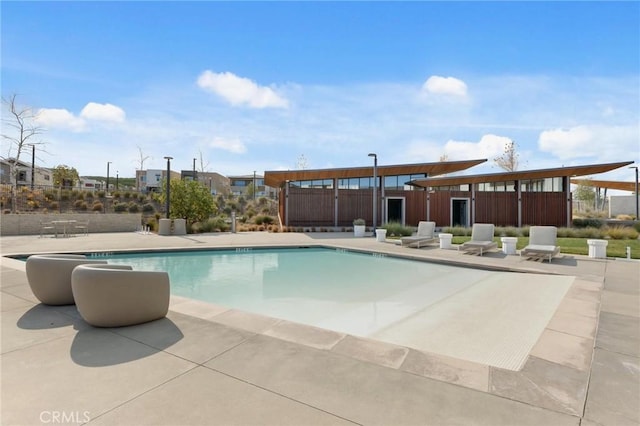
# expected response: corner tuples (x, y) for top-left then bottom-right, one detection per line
(264, 159), (487, 188)
(570, 179), (639, 192)
(408, 161), (635, 188)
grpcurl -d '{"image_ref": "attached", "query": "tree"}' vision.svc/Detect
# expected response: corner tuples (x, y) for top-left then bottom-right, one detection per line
(52, 165), (80, 188)
(2, 94), (45, 176)
(493, 140), (520, 172)
(574, 179), (596, 210)
(2, 94), (46, 211)
(295, 154), (309, 170)
(246, 182), (256, 200)
(196, 149), (211, 172)
(159, 179), (216, 227)
(135, 146), (151, 170)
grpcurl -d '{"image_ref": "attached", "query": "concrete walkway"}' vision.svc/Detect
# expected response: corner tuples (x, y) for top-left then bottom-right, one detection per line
(1, 231), (638, 425)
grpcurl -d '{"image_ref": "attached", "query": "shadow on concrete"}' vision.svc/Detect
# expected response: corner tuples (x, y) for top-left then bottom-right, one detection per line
(17, 304), (79, 330)
(70, 317), (184, 367)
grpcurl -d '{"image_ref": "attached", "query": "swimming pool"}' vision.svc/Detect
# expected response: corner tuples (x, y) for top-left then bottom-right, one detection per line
(99, 247), (573, 370)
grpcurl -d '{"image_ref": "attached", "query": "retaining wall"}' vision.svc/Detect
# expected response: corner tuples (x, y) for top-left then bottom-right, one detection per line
(0, 213), (142, 236)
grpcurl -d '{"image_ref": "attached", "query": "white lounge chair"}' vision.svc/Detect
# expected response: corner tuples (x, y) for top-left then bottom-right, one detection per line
(521, 226), (560, 262)
(458, 223), (498, 256)
(401, 221), (437, 248)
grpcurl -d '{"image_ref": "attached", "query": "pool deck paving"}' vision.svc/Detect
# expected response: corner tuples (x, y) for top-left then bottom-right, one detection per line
(1, 231), (638, 425)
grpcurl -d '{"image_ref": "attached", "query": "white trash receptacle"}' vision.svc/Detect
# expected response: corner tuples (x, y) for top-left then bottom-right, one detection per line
(375, 229), (387, 242)
(500, 237), (518, 255)
(439, 233), (453, 249)
(173, 218), (186, 235)
(158, 219), (171, 236)
(587, 239), (608, 259)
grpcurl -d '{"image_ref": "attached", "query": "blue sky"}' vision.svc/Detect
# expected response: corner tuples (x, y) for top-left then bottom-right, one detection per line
(2, 1), (639, 183)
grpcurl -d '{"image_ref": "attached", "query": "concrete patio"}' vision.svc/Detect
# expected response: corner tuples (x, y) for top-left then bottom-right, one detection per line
(1, 231), (638, 425)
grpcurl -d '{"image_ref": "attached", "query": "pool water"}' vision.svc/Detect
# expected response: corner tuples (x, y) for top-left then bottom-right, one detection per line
(101, 247), (574, 370)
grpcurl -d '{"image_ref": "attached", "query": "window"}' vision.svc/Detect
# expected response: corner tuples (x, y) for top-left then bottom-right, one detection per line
(520, 178), (563, 192)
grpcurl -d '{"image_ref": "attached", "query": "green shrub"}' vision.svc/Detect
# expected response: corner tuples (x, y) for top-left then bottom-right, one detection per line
(573, 218), (603, 228)
(382, 222), (413, 237)
(128, 203), (140, 213)
(85, 191), (94, 199)
(97, 190), (106, 198)
(574, 227), (605, 239)
(634, 222), (640, 233)
(254, 215), (274, 225)
(197, 217), (230, 233)
(607, 226), (639, 240)
(123, 192), (131, 199)
(74, 200), (88, 211)
(49, 201), (59, 210)
(496, 226), (519, 237)
(557, 227), (577, 238)
(113, 203), (127, 212)
(60, 190), (70, 201)
(142, 203), (155, 213)
(112, 191), (121, 199)
(443, 226), (471, 236)
(76, 192), (85, 201)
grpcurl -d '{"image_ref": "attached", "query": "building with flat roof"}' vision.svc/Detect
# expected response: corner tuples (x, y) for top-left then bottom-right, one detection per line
(265, 160), (634, 228)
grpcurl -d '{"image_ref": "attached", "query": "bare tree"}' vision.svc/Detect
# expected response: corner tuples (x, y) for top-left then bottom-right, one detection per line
(2, 94), (45, 173)
(493, 140), (520, 172)
(135, 146), (151, 170)
(196, 149), (210, 172)
(439, 153), (449, 162)
(295, 154), (308, 170)
(2, 94), (45, 211)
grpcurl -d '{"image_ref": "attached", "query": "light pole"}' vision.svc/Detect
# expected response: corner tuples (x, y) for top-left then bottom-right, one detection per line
(631, 166), (639, 221)
(116, 171), (119, 191)
(106, 162), (112, 194)
(253, 170), (256, 201)
(368, 153), (377, 236)
(24, 144), (35, 190)
(193, 158), (196, 181)
(164, 156), (173, 218)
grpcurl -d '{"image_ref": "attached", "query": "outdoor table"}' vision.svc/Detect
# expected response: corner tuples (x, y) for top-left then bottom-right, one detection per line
(51, 220), (77, 238)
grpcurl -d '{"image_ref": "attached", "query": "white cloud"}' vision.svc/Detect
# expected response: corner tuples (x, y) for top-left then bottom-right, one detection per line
(422, 75), (468, 98)
(538, 125), (639, 161)
(36, 108), (85, 132)
(208, 136), (247, 154)
(197, 70), (289, 109)
(80, 102), (126, 122)
(442, 134), (512, 161)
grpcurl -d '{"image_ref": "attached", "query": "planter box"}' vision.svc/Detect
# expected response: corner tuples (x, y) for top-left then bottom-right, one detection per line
(354, 225), (366, 238)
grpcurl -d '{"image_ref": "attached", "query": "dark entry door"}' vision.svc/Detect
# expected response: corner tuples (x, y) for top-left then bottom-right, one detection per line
(452, 199), (468, 227)
(387, 198), (403, 224)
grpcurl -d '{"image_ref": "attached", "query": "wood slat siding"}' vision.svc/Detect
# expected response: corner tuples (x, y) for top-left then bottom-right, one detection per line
(287, 188), (335, 226)
(428, 191), (454, 226)
(338, 190), (373, 226)
(521, 192), (568, 227)
(278, 187), (570, 228)
(475, 192), (519, 226)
